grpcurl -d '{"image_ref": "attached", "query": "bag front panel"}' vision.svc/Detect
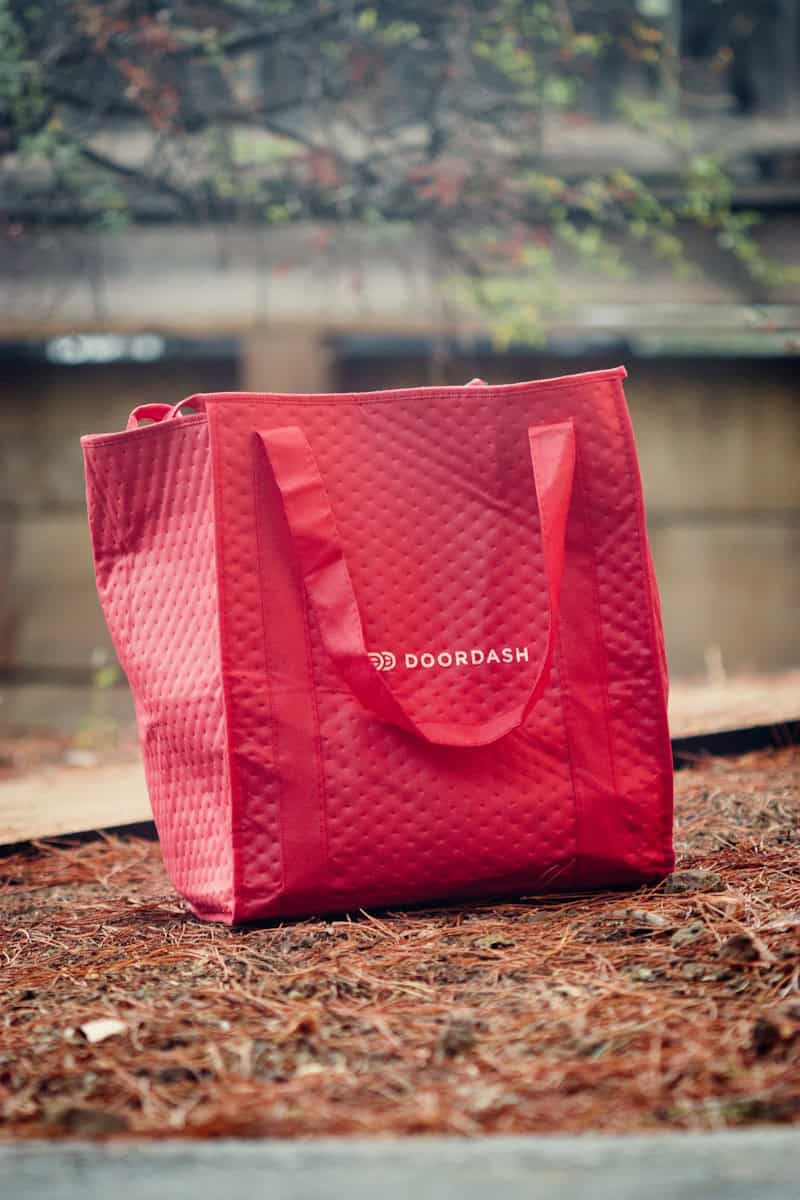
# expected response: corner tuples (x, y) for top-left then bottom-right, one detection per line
(206, 367), (673, 919)
(582, 378), (673, 871)
(251, 391), (576, 905)
(82, 420), (238, 920)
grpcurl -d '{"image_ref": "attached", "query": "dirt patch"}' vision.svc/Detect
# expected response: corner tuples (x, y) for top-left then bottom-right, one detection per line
(1, 747), (798, 1139)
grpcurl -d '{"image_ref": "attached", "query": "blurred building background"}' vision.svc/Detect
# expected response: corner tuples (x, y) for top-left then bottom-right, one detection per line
(1, 0), (799, 728)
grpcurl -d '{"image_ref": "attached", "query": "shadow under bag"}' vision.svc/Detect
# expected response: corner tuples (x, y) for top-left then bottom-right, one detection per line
(82, 367), (674, 923)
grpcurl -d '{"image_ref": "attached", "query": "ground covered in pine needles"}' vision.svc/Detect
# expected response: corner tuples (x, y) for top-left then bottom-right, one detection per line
(1, 747), (799, 1140)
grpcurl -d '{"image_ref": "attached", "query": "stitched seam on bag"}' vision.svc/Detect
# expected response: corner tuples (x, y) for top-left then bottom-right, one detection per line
(524, 423), (563, 724)
(529, 432), (603, 887)
(207, 437), (238, 919)
(251, 446), (285, 895)
(82, 414), (208, 447)
(83, 450), (111, 609)
(195, 367), (628, 409)
(612, 376), (674, 863)
(253, 419), (328, 893)
(601, 383), (642, 862)
(527, 430), (576, 872)
(573, 436), (620, 799)
(86, 447), (133, 683)
(552, 634), (580, 890)
(208, 384), (606, 409)
(108, 447), (136, 691)
(209, 416), (252, 920)
(299, 585), (331, 879)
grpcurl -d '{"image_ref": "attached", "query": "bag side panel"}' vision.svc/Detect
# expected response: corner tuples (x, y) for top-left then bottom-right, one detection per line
(590, 378), (673, 875)
(531, 374), (673, 886)
(82, 419), (235, 921)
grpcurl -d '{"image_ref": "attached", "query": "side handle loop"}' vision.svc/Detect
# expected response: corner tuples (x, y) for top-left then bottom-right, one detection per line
(126, 396), (207, 430)
(126, 403), (172, 430)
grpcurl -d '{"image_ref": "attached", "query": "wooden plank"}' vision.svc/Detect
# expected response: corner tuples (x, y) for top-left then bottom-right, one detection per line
(668, 671), (800, 738)
(0, 762), (149, 847)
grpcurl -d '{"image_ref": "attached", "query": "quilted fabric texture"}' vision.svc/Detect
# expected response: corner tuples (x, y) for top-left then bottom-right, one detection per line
(82, 366), (674, 923)
(82, 417), (234, 919)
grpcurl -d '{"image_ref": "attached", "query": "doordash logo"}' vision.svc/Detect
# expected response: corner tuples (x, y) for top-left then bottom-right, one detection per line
(367, 651), (397, 672)
(368, 647), (529, 671)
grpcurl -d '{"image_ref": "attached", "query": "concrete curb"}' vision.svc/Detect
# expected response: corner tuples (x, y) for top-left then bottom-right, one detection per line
(1, 1129), (798, 1200)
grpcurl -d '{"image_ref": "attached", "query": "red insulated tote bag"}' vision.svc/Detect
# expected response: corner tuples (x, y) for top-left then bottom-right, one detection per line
(82, 366), (674, 923)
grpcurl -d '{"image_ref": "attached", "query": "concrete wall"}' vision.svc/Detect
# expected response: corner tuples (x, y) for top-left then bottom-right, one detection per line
(0, 358), (239, 675)
(625, 360), (800, 677)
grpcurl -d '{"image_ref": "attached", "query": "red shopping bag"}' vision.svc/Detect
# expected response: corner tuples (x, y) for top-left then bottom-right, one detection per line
(82, 366), (673, 923)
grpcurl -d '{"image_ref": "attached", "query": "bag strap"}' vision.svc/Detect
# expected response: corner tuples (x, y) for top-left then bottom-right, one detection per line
(126, 398), (206, 429)
(126, 403), (173, 430)
(256, 419), (575, 749)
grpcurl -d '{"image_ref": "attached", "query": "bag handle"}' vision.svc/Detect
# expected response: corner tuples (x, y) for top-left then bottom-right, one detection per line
(126, 402), (173, 429)
(257, 420), (575, 748)
(126, 398), (206, 429)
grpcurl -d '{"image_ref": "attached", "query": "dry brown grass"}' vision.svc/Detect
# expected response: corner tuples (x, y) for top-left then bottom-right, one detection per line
(1, 747), (798, 1140)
